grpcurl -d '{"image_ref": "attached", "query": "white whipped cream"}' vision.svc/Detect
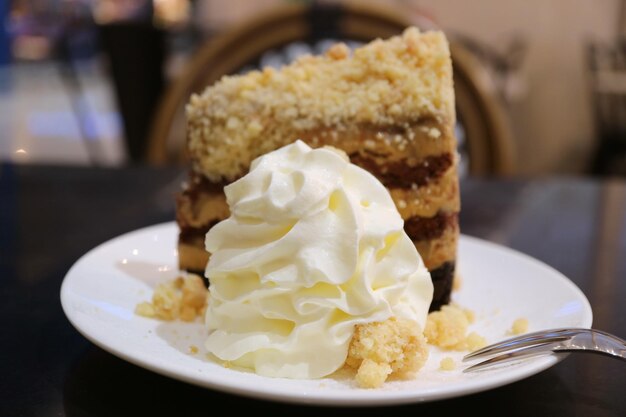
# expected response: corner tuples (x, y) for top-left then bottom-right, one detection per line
(204, 140), (433, 379)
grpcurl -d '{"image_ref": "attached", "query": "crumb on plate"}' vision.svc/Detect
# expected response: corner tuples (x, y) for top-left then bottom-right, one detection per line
(345, 317), (429, 388)
(509, 317), (529, 335)
(135, 274), (209, 321)
(439, 357), (455, 371)
(425, 304), (486, 351)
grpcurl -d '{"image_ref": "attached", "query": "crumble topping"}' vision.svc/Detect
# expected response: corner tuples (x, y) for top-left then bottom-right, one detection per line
(186, 27), (454, 182)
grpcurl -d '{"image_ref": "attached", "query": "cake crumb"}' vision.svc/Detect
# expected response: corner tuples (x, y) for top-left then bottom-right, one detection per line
(189, 345), (199, 354)
(425, 304), (470, 348)
(425, 304), (485, 351)
(134, 274), (209, 322)
(135, 301), (155, 317)
(439, 357), (455, 371)
(509, 318), (529, 335)
(464, 332), (488, 351)
(346, 317), (429, 388)
(428, 127), (441, 138)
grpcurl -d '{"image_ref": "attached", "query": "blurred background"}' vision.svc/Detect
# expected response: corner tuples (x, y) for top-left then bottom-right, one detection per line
(0, 0), (624, 177)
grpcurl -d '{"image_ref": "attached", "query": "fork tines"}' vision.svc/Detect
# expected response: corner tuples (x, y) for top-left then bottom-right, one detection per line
(463, 329), (584, 361)
(461, 328), (592, 372)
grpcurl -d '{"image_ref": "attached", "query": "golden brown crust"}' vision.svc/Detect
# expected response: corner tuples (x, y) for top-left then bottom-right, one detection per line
(186, 27), (455, 182)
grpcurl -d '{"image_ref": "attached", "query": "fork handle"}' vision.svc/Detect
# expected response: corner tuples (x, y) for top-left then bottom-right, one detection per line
(556, 329), (626, 360)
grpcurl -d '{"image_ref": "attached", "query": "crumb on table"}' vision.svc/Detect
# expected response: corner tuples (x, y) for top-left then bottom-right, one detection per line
(346, 317), (429, 388)
(135, 274), (209, 322)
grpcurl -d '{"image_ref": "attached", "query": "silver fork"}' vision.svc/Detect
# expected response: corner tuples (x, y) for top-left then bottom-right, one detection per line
(462, 328), (626, 372)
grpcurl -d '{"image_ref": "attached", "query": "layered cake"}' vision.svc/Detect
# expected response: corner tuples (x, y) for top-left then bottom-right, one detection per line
(177, 27), (459, 311)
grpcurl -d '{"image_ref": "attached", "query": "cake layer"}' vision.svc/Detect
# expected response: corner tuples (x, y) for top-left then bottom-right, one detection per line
(177, 158), (459, 275)
(350, 153), (452, 189)
(389, 166), (460, 219)
(178, 240), (212, 273)
(177, 148), (459, 231)
(430, 262), (455, 311)
(404, 212), (458, 242)
(414, 224), (458, 270)
(176, 178), (229, 230)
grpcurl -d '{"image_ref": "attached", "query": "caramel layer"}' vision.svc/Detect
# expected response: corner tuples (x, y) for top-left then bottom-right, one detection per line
(178, 241), (210, 273)
(414, 223), (458, 271)
(350, 153), (452, 189)
(179, 219), (220, 242)
(389, 165), (460, 219)
(176, 173), (230, 231)
(405, 212), (458, 242)
(180, 152), (457, 230)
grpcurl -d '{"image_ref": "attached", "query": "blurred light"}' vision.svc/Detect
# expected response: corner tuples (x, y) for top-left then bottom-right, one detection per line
(12, 36), (52, 61)
(15, 148), (27, 154)
(153, 0), (190, 28)
(93, 0), (149, 24)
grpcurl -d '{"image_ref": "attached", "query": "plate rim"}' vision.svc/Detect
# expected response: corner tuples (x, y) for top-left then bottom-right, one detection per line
(60, 221), (593, 406)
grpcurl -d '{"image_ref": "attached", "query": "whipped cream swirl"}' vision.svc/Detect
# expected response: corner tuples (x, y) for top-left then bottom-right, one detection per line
(204, 140), (433, 379)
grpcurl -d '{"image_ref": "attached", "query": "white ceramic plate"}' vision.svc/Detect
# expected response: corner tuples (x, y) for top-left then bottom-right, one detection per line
(60, 222), (592, 406)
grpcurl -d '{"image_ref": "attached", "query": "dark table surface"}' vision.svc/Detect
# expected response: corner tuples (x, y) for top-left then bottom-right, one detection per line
(1, 163), (625, 417)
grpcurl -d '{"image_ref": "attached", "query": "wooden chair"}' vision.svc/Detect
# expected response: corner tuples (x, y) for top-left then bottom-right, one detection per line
(146, 2), (515, 176)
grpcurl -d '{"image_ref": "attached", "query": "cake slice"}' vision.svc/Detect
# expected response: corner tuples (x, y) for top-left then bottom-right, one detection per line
(177, 27), (459, 311)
